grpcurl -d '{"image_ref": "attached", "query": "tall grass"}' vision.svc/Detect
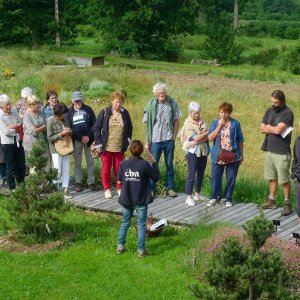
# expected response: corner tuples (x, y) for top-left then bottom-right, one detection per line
(1, 48), (300, 205)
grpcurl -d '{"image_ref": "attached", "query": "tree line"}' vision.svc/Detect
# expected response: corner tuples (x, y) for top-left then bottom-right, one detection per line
(0, 0), (300, 62)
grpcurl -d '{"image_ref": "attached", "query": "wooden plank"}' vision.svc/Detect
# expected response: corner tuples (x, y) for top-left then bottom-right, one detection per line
(226, 205), (260, 224)
(166, 201), (209, 223)
(76, 197), (111, 209)
(207, 203), (253, 224)
(183, 202), (229, 224)
(278, 221), (300, 239)
(148, 196), (186, 215)
(147, 197), (176, 210)
(236, 210), (264, 226)
(212, 204), (257, 224)
(164, 204), (207, 224)
(152, 202), (189, 219)
(73, 192), (104, 205)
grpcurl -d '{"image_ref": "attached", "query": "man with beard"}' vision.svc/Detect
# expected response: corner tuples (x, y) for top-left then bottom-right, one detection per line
(260, 90), (294, 216)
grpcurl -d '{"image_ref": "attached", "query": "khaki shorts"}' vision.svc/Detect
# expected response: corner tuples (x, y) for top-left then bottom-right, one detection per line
(264, 152), (291, 184)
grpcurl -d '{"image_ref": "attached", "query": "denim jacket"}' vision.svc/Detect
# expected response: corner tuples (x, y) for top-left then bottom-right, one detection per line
(208, 117), (244, 164)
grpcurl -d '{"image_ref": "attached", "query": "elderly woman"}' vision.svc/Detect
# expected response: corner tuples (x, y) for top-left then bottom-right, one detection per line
(0, 94), (25, 191)
(179, 102), (209, 206)
(207, 102), (244, 207)
(94, 91), (133, 199)
(23, 95), (47, 172)
(42, 90), (59, 120)
(47, 103), (73, 199)
(15, 87), (34, 119)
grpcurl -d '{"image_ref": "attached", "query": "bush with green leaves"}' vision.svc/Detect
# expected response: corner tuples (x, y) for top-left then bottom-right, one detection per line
(204, 11), (241, 64)
(11, 140), (71, 243)
(277, 44), (300, 75)
(191, 214), (294, 300)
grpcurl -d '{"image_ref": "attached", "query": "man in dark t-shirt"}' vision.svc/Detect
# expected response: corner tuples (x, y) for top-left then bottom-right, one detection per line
(260, 90), (294, 216)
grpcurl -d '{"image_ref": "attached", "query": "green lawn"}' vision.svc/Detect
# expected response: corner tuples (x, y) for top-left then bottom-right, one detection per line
(0, 209), (216, 300)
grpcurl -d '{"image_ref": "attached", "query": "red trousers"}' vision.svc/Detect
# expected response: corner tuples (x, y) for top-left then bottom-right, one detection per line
(101, 151), (124, 191)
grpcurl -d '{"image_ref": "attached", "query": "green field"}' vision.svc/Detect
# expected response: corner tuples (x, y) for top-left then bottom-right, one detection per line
(0, 208), (216, 300)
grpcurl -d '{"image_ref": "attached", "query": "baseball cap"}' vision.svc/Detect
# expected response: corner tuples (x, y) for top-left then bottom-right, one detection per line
(71, 91), (83, 101)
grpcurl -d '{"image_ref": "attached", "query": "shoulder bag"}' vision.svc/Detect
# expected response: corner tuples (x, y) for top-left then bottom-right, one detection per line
(217, 134), (236, 164)
(54, 134), (74, 156)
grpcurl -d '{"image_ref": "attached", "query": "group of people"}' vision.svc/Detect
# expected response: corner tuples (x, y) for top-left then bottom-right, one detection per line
(0, 83), (299, 256)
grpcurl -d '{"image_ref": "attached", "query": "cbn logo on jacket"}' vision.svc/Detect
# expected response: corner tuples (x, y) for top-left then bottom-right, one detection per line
(124, 168), (140, 181)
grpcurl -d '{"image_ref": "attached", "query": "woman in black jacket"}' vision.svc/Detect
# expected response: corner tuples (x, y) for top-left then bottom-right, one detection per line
(93, 91), (133, 199)
(117, 140), (159, 257)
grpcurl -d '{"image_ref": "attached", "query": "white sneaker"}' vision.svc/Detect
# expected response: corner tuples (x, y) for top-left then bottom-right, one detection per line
(186, 196), (195, 206)
(104, 189), (112, 199)
(117, 189), (121, 197)
(207, 199), (217, 207)
(225, 201), (233, 207)
(194, 193), (206, 201)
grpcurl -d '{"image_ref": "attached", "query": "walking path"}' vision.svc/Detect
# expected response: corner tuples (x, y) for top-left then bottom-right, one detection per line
(70, 188), (300, 242)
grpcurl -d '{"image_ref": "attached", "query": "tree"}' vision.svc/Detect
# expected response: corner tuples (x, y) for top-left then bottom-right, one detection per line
(203, 1), (241, 63)
(0, 0), (81, 46)
(11, 140), (71, 242)
(88, 0), (198, 60)
(191, 214), (292, 300)
(234, 0), (239, 29)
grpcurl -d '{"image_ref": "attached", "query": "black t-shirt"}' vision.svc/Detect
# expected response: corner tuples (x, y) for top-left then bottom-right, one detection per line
(261, 105), (294, 154)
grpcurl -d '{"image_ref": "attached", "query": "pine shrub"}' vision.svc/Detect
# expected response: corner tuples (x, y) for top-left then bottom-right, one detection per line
(11, 140), (71, 243)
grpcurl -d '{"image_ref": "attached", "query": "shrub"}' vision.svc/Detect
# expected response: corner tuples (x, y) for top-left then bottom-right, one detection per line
(192, 214), (295, 300)
(76, 24), (96, 37)
(11, 140), (71, 243)
(246, 48), (280, 66)
(277, 44), (300, 74)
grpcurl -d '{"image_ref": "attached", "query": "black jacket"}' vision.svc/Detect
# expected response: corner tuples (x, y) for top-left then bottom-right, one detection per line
(65, 103), (96, 146)
(292, 136), (300, 182)
(93, 106), (133, 153)
(117, 158), (159, 207)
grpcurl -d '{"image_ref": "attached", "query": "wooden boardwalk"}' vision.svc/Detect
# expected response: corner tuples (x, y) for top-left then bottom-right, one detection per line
(70, 188), (300, 243)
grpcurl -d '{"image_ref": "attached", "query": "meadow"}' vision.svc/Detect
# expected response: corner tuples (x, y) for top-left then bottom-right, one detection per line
(1, 36), (300, 299)
(1, 40), (300, 205)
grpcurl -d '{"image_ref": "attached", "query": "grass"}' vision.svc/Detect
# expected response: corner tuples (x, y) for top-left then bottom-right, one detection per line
(1, 40), (300, 205)
(0, 208), (217, 300)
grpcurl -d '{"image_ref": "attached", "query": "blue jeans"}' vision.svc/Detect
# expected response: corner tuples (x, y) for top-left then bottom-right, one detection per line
(185, 154), (207, 195)
(211, 161), (240, 202)
(118, 205), (148, 251)
(150, 140), (175, 191)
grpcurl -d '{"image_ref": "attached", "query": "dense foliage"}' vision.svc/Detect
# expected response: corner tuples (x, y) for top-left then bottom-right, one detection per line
(0, 0), (86, 46)
(87, 0), (198, 60)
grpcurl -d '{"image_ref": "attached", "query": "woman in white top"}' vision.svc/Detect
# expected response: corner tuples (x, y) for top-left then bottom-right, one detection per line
(0, 94), (25, 191)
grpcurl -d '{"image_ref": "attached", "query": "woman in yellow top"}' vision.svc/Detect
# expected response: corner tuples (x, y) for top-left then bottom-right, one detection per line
(94, 91), (133, 199)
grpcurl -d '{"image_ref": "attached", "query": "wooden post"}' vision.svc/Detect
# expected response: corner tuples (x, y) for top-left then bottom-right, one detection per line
(55, 0), (60, 48)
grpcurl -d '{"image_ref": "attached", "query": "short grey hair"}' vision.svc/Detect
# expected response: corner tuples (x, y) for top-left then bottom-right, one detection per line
(0, 94), (11, 107)
(188, 101), (201, 113)
(153, 82), (168, 94)
(21, 87), (34, 99)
